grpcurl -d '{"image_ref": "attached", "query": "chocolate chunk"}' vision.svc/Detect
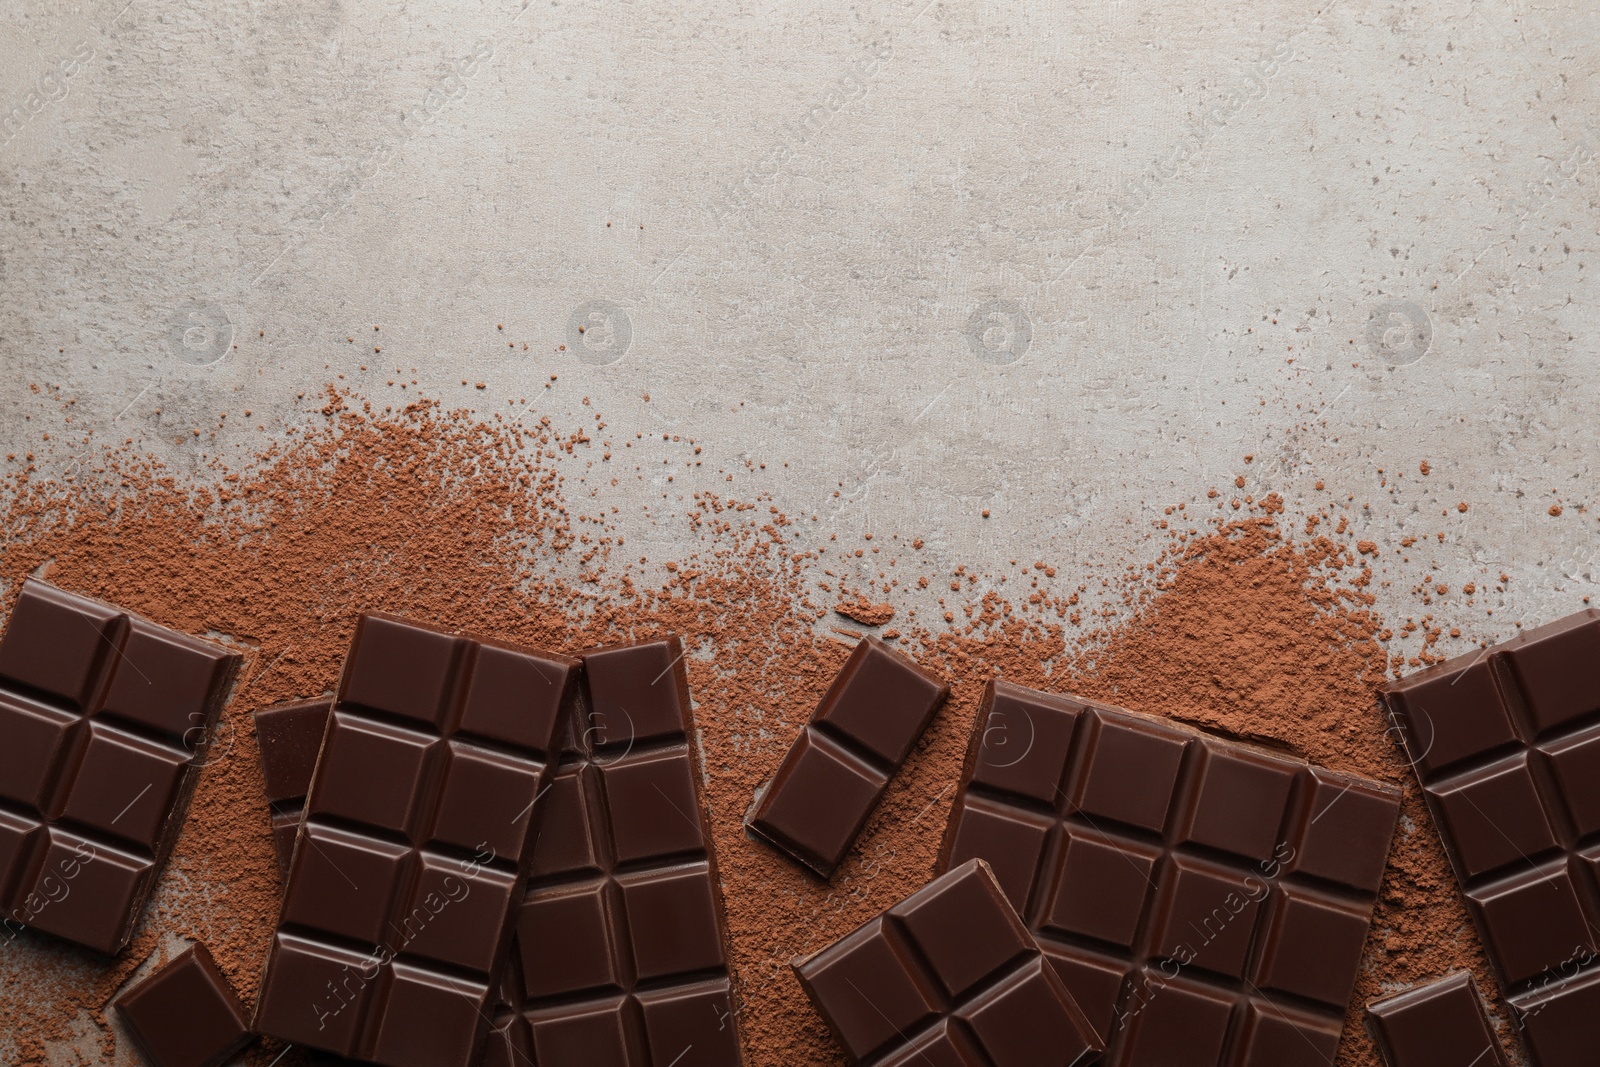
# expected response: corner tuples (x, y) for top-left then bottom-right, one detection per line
(252, 698), (332, 878)
(940, 679), (1401, 1065)
(1382, 610), (1600, 1067)
(114, 942), (253, 1067)
(491, 637), (745, 1067)
(253, 612), (579, 1067)
(1366, 972), (1508, 1067)
(793, 857), (1101, 1066)
(0, 579), (240, 954)
(746, 635), (948, 877)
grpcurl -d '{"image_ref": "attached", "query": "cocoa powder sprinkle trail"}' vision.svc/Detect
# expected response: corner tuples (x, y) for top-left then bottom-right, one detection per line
(0, 387), (1498, 1065)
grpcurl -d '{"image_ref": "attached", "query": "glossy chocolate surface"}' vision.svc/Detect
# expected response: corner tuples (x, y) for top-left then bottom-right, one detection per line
(480, 637), (744, 1067)
(1382, 610), (1600, 1066)
(1365, 972), (1508, 1067)
(252, 698), (331, 878)
(940, 679), (1401, 1066)
(115, 942), (253, 1067)
(0, 579), (240, 954)
(747, 635), (948, 877)
(253, 612), (578, 1067)
(794, 858), (1101, 1066)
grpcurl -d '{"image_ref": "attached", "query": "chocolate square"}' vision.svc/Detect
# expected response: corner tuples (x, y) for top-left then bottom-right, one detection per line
(943, 796), (1051, 910)
(306, 713), (434, 837)
(1040, 828), (1157, 948)
(517, 880), (625, 998)
(114, 943), (252, 1067)
(618, 863), (725, 979)
(1071, 710), (1187, 833)
(966, 681), (1081, 806)
(430, 742), (544, 860)
(282, 824), (411, 945)
(527, 767), (601, 878)
(1366, 972), (1508, 1067)
(602, 748), (707, 863)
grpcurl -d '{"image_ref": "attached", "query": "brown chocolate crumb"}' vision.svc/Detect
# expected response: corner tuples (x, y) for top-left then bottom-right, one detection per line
(834, 595), (895, 627)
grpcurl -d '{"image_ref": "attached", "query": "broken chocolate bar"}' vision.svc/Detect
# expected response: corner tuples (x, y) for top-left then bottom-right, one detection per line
(485, 637), (745, 1067)
(940, 679), (1401, 1066)
(1365, 972), (1508, 1067)
(252, 697), (331, 878)
(114, 942), (254, 1067)
(0, 579), (240, 954)
(746, 635), (948, 877)
(1382, 609), (1600, 1067)
(793, 857), (1101, 1066)
(253, 612), (579, 1067)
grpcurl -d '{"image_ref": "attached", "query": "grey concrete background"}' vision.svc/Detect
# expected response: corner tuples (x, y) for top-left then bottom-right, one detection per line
(1, 0), (1597, 1061)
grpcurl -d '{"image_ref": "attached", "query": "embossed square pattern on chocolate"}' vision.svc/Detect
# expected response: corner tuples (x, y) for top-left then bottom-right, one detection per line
(114, 942), (254, 1067)
(793, 858), (1101, 1066)
(1365, 972), (1508, 1067)
(479, 637), (745, 1067)
(940, 679), (1401, 1066)
(252, 612), (579, 1067)
(252, 698), (331, 878)
(0, 579), (240, 954)
(746, 635), (949, 877)
(1382, 609), (1600, 1067)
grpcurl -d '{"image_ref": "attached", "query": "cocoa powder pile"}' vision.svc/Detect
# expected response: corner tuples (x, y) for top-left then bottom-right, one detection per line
(0, 386), (1502, 1065)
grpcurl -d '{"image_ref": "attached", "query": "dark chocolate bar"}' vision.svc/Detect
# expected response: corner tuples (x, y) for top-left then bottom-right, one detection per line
(746, 635), (948, 877)
(485, 637), (745, 1067)
(1365, 972), (1508, 1067)
(793, 857), (1102, 1066)
(253, 698), (332, 878)
(940, 679), (1401, 1066)
(1382, 610), (1600, 1067)
(0, 579), (241, 954)
(253, 612), (579, 1067)
(114, 942), (254, 1067)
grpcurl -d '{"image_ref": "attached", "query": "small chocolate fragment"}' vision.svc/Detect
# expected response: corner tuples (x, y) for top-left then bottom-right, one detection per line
(252, 698), (331, 878)
(253, 612), (579, 1067)
(1366, 972), (1508, 1067)
(115, 942), (253, 1067)
(1382, 610), (1600, 1067)
(0, 579), (240, 954)
(940, 679), (1401, 1065)
(492, 636), (745, 1067)
(747, 635), (948, 877)
(794, 857), (1101, 1066)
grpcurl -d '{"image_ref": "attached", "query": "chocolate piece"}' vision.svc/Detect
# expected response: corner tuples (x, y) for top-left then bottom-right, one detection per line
(1382, 610), (1600, 1067)
(253, 612), (578, 1067)
(1366, 972), (1508, 1067)
(940, 679), (1401, 1065)
(793, 857), (1101, 1066)
(494, 637), (745, 1067)
(253, 698), (332, 878)
(746, 635), (948, 877)
(0, 579), (240, 954)
(115, 942), (253, 1067)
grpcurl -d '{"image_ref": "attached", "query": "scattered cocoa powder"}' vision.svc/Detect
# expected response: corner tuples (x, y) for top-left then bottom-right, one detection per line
(0, 387), (1504, 1065)
(833, 594), (895, 627)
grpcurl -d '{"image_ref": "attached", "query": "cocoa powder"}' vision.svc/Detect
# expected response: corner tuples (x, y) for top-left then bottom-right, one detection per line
(0, 387), (1496, 1065)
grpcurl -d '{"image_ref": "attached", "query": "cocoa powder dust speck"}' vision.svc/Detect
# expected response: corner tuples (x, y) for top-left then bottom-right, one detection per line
(0, 388), (1493, 1066)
